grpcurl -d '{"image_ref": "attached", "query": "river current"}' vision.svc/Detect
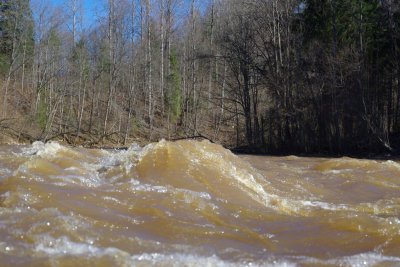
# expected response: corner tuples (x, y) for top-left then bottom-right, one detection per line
(0, 140), (399, 266)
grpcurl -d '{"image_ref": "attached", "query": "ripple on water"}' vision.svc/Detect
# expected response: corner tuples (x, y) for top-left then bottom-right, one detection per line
(0, 141), (400, 266)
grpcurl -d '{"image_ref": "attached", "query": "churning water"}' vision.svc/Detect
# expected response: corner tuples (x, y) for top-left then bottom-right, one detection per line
(0, 140), (399, 266)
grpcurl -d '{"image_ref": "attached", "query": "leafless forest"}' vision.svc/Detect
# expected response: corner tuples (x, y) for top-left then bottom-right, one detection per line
(1, 0), (399, 154)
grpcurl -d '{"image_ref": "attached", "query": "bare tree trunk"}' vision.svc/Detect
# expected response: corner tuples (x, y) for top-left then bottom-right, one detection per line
(214, 61), (226, 140)
(71, 0), (78, 43)
(160, 0), (165, 114)
(166, 0), (172, 76)
(183, 42), (188, 132)
(165, 0), (173, 132)
(2, 67), (13, 118)
(77, 72), (86, 140)
(125, 0), (136, 145)
(146, 0), (153, 137)
(273, 0), (279, 75)
(21, 40), (27, 94)
(208, 0), (214, 108)
(140, 0), (144, 43)
(191, 0), (197, 135)
(103, 0), (115, 136)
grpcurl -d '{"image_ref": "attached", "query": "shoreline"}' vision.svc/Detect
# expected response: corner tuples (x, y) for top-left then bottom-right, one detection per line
(1, 130), (399, 161)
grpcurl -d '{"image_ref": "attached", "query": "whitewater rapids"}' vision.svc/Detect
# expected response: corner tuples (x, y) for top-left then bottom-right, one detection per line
(0, 140), (399, 266)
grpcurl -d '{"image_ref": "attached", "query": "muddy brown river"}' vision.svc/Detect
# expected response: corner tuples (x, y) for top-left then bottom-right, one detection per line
(0, 140), (399, 266)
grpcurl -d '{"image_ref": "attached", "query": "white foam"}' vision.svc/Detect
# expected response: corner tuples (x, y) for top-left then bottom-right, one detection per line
(283, 252), (400, 267)
(383, 160), (400, 171)
(133, 183), (169, 193)
(34, 236), (300, 266)
(94, 143), (144, 177)
(330, 252), (400, 267)
(19, 141), (44, 156)
(130, 253), (297, 267)
(300, 200), (350, 211)
(130, 179), (212, 200)
(35, 236), (124, 257)
(14, 159), (104, 187)
(36, 142), (64, 157)
(128, 142), (143, 153)
(29, 233), (400, 267)
(20, 141), (64, 157)
(52, 173), (103, 187)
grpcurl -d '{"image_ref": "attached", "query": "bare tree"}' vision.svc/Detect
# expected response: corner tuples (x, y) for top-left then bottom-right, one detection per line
(103, 0), (116, 136)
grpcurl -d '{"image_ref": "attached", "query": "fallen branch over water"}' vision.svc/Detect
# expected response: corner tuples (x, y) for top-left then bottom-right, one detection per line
(170, 134), (214, 143)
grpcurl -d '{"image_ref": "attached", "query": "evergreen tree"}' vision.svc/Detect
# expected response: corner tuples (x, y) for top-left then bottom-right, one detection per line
(0, 0), (34, 74)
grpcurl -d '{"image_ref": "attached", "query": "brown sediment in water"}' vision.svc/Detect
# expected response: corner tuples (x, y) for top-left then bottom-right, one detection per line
(0, 140), (400, 266)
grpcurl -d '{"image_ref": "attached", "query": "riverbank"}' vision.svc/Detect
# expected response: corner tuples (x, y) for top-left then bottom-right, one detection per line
(0, 123), (212, 150)
(232, 145), (399, 161)
(0, 117), (147, 148)
(0, 130), (18, 144)
(1, 118), (399, 160)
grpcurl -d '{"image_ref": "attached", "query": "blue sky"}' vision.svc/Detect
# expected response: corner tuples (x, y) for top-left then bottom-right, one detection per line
(46, 0), (210, 29)
(47, 0), (103, 28)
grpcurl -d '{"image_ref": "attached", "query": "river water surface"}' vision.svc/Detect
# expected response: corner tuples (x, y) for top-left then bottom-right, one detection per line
(0, 140), (399, 266)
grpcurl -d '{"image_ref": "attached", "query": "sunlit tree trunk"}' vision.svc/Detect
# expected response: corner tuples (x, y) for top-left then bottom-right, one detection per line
(124, 0), (136, 145)
(190, 0), (197, 135)
(103, 0), (115, 136)
(146, 0), (153, 137)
